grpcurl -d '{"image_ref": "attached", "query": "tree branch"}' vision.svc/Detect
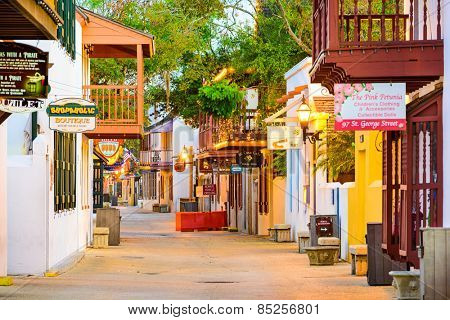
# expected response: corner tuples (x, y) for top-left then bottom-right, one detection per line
(275, 0), (312, 55)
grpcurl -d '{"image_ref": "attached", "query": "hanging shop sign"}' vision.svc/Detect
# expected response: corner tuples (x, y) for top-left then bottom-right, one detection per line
(202, 184), (217, 196)
(0, 97), (45, 113)
(267, 126), (302, 150)
(230, 164), (243, 174)
(47, 98), (97, 133)
(174, 161), (186, 173)
(96, 139), (122, 158)
(237, 150), (262, 168)
(0, 42), (49, 99)
(334, 83), (406, 131)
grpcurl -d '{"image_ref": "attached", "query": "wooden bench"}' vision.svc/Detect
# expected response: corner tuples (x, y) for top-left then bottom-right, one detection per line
(268, 224), (291, 242)
(350, 245), (368, 276)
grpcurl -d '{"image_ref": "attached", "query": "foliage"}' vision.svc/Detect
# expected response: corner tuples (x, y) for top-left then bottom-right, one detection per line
(198, 81), (244, 118)
(316, 131), (355, 182)
(273, 150), (287, 177)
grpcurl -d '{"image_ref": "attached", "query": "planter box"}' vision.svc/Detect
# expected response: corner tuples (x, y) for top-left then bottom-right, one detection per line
(93, 227), (109, 249)
(305, 246), (338, 266)
(390, 270), (421, 300)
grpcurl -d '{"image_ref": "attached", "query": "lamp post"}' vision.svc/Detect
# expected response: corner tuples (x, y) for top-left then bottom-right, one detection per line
(180, 145), (194, 199)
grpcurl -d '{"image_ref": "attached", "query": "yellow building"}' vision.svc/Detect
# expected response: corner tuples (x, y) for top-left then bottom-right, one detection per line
(347, 131), (383, 255)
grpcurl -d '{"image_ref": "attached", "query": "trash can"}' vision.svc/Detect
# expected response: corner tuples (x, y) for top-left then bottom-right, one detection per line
(366, 223), (406, 285)
(111, 196), (118, 207)
(96, 208), (121, 246)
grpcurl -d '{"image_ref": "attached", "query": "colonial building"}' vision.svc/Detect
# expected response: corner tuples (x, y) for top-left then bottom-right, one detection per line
(310, 1), (445, 270)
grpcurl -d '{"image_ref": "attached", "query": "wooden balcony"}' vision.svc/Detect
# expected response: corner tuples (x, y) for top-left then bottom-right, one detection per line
(140, 150), (173, 170)
(83, 85), (143, 139)
(77, 8), (155, 139)
(311, 0), (444, 93)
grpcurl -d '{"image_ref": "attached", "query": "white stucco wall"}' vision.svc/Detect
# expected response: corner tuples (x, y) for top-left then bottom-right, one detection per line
(443, 1), (450, 227)
(7, 21), (92, 275)
(0, 123), (7, 277)
(172, 118), (198, 212)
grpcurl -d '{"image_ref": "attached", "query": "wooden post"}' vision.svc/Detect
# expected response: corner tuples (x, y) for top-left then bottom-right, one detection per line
(328, 0), (340, 49)
(136, 44), (144, 128)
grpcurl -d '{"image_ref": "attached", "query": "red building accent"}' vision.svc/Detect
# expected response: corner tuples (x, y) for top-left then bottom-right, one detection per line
(311, 0), (443, 93)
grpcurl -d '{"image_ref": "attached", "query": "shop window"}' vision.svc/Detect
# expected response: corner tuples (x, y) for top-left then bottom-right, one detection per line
(54, 132), (77, 212)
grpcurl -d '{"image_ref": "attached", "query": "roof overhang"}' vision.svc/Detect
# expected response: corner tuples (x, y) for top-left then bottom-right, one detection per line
(0, 0), (62, 40)
(76, 7), (155, 59)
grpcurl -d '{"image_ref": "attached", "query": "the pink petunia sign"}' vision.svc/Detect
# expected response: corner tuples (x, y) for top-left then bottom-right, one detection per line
(334, 83), (406, 131)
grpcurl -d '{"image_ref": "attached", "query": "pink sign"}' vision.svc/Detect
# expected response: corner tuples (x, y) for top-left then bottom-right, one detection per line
(334, 83), (406, 131)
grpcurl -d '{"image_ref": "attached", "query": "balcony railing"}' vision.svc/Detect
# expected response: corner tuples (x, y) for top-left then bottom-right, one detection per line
(83, 85), (139, 125)
(313, 0), (443, 62)
(140, 150), (173, 168)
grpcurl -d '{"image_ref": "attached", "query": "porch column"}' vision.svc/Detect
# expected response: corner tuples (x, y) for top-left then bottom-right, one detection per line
(0, 122), (11, 285)
(136, 44), (144, 128)
(443, 3), (450, 227)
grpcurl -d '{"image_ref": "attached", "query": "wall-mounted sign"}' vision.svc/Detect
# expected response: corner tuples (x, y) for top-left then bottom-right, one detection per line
(334, 83), (406, 131)
(0, 97), (45, 113)
(47, 98), (97, 133)
(203, 184), (217, 196)
(267, 126), (302, 150)
(0, 42), (49, 98)
(315, 216), (334, 238)
(230, 164), (243, 174)
(237, 151), (262, 168)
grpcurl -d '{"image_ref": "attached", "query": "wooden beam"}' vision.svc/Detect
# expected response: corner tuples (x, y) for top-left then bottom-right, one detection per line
(136, 44), (144, 128)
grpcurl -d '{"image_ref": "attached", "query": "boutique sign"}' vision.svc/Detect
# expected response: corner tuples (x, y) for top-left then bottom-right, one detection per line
(47, 98), (97, 133)
(334, 83), (406, 131)
(0, 42), (49, 99)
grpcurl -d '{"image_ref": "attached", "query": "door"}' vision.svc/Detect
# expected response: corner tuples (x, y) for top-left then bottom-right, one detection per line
(93, 159), (104, 209)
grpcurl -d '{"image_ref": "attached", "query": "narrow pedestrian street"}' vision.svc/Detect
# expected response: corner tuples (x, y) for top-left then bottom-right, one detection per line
(0, 208), (393, 300)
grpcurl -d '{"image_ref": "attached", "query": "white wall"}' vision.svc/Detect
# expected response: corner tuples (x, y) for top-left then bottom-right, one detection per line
(172, 118), (198, 212)
(7, 21), (92, 275)
(0, 123), (7, 277)
(443, 1), (450, 227)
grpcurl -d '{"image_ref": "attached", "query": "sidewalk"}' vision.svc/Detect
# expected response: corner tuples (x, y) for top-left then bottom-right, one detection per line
(0, 208), (394, 300)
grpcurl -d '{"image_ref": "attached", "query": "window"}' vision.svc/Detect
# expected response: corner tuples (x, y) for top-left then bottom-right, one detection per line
(54, 132), (77, 211)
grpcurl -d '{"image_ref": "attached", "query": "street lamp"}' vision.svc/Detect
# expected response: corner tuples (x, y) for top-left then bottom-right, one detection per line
(180, 145), (189, 162)
(296, 96), (322, 144)
(296, 97), (312, 129)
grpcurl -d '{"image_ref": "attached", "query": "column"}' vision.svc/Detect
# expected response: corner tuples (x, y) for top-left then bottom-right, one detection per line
(136, 44), (144, 127)
(443, 3), (450, 227)
(0, 122), (12, 285)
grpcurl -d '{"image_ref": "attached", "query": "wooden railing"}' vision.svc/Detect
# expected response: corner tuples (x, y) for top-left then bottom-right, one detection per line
(140, 150), (173, 167)
(83, 85), (139, 125)
(313, 0), (443, 61)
